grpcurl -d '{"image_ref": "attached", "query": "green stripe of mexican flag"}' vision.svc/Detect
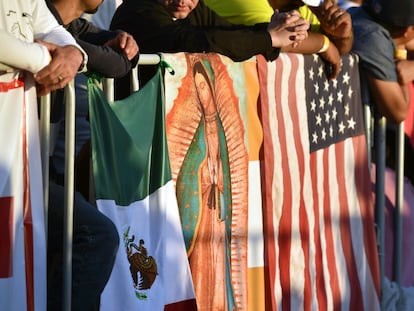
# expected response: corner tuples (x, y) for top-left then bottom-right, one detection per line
(88, 65), (197, 311)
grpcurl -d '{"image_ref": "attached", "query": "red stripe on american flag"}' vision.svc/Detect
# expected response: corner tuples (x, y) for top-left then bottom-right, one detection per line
(285, 54), (313, 311)
(273, 54), (294, 311)
(22, 89), (35, 311)
(309, 153), (329, 311)
(335, 141), (364, 309)
(321, 148), (343, 310)
(258, 57), (278, 311)
(317, 148), (341, 311)
(0, 196), (14, 278)
(352, 136), (381, 297)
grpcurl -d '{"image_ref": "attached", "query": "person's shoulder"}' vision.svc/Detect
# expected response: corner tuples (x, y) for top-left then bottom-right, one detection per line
(350, 6), (390, 39)
(67, 18), (101, 36)
(349, 6), (373, 23)
(349, 5), (386, 30)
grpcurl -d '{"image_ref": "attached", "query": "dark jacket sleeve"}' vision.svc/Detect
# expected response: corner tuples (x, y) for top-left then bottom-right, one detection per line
(110, 0), (279, 62)
(68, 18), (139, 78)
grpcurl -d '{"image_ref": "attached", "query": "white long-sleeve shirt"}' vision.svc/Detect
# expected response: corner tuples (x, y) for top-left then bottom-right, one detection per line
(0, 0), (85, 74)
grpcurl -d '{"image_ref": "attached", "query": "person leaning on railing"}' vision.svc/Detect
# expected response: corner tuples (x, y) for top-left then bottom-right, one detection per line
(0, 0), (86, 92)
(349, 0), (414, 123)
(109, 0), (310, 98)
(42, 0), (139, 310)
(203, 0), (353, 80)
(268, 0), (353, 80)
(46, 0), (139, 189)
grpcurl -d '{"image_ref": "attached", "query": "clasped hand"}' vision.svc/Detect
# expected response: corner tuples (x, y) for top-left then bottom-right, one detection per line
(34, 41), (83, 96)
(268, 10), (310, 48)
(104, 32), (139, 61)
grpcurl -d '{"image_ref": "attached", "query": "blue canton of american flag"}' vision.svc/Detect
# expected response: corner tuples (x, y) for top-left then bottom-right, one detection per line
(305, 54), (365, 153)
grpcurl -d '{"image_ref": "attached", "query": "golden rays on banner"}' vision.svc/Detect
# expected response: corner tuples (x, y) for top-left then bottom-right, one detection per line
(165, 53), (249, 311)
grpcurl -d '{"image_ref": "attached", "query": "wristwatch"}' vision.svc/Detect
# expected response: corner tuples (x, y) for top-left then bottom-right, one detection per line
(77, 48), (88, 73)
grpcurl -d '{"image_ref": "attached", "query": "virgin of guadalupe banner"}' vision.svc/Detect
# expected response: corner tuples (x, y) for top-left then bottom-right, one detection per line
(0, 73), (46, 311)
(162, 53), (264, 311)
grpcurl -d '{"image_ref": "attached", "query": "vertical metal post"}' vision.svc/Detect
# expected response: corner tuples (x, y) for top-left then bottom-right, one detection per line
(364, 104), (372, 168)
(63, 81), (76, 311)
(374, 114), (386, 310)
(130, 66), (139, 93)
(39, 93), (51, 234)
(393, 122), (405, 285)
(130, 54), (161, 93)
(103, 78), (114, 102)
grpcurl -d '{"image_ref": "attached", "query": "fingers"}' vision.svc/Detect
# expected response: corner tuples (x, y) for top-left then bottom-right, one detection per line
(34, 45), (83, 96)
(270, 9), (300, 26)
(123, 35), (139, 60)
(293, 19), (311, 32)
(327, 62), (341, 80)
(268, 9), (310, 47)
(322, 6), (350, 25)
(283, 10), (310, 30)
(287, 18), (310, 44)
(117, 32), (129, 49)
(294, 31), (308, 42)
(281, 10), (303, 25)
(109, 32), (139, 61)
(285, 10), (301, 20)
(36, 77), (67, 97)
(35, 71), (69, 96)
(330, 8), (349, 24)
(34, 39), (58, 53)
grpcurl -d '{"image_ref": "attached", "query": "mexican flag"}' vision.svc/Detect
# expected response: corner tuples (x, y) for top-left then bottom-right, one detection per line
(88, 66), (197, 311)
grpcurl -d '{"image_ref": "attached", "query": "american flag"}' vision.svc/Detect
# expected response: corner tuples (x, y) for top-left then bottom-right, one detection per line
(257, 53), (380, 311)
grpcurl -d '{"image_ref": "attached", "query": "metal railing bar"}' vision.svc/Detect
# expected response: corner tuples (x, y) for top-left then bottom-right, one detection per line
(374, 114), (386, 310)
(62, 80), (76, 311)
(393, 122), (405, 286)
(39, 93), (51, 235)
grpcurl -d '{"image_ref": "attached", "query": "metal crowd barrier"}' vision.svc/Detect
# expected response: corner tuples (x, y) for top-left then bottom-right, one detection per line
(39, 54), (406, 310)
(39, 80), (76, 311)
(368, 111), (405, 310)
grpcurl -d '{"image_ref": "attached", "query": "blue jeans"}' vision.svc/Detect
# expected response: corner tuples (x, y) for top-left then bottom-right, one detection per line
(47, 182), (119, 311)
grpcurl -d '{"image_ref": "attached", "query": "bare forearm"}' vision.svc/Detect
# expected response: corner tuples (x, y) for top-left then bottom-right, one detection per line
(281, 31), (324, 53)
(329, 32), (353, 55)
(368, 76), (409, 123)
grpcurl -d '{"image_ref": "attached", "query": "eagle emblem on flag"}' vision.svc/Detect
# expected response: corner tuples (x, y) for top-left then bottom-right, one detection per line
(123, 226), (158, 299)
